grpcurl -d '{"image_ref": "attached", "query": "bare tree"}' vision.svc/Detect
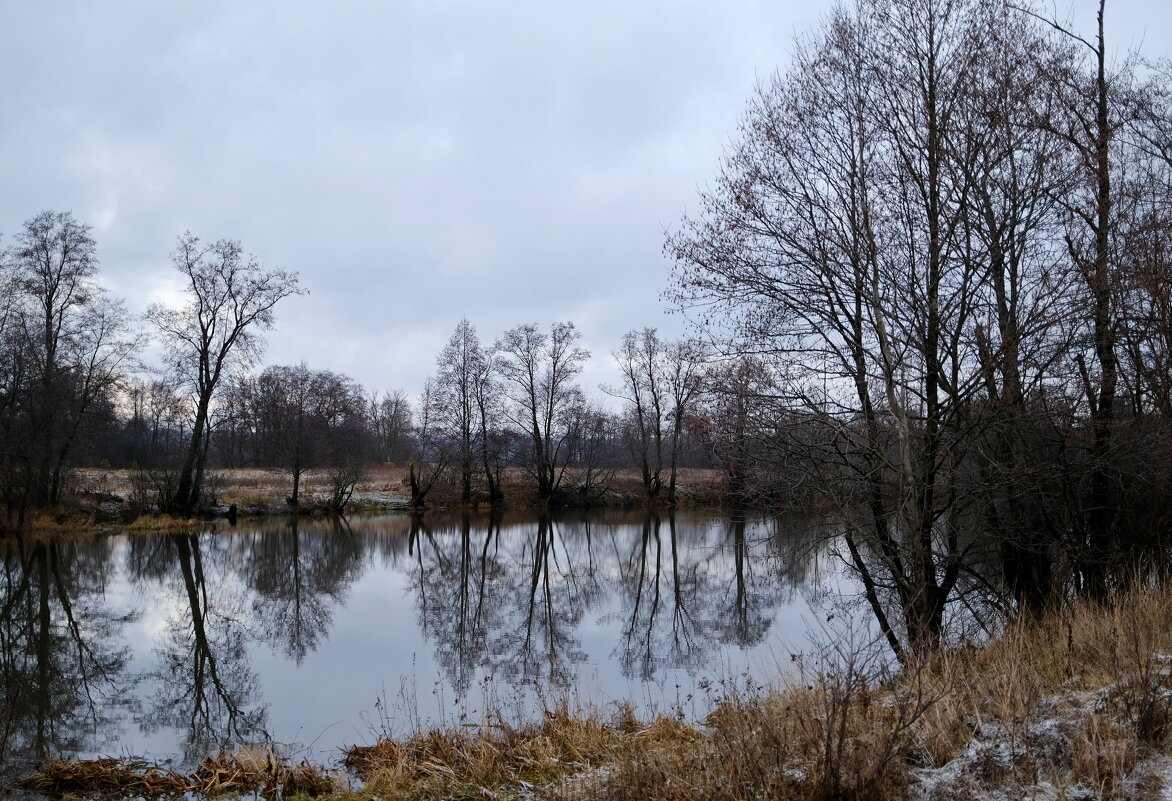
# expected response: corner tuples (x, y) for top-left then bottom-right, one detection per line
(434, 319), (485, 504)
(607, 329), (708, 504)
(2, 211), (137, 519)
(562, 396), (619, 504)
(663, 340), (707, 503)
(120, 378), (190, 511)
(474, 346), (506, 504)
(142, 380), (190, 460)
(407, 378), (449, 508)
(666, 0), (1072, 654)
(495, 322), (589, 503)
(369, 389), (411, 465)
(608, 329), (668, 500)
(0, 255), (20, 499)
(692, 358), (777, 506)
(147, 233), (302, 515)
(256, 363), (366, 506)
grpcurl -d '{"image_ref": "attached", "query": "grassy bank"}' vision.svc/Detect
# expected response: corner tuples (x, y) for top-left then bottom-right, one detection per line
(22, 582), (1172, 800)
(1, 465), (729, 534)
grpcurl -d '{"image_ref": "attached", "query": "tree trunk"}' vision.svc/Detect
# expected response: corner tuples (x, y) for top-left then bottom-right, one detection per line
(175, 391), (212, 515)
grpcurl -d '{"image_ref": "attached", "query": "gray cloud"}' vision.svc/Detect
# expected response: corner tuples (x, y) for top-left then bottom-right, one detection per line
(1, 0), (1166, 398)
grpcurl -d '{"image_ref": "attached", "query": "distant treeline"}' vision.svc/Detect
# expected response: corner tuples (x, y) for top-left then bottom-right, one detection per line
(113, 321), (728, 511)
(0, 213), (753, 521)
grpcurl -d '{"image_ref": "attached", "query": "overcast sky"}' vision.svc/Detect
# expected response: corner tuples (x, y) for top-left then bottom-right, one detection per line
(2, 1), (1168, 402)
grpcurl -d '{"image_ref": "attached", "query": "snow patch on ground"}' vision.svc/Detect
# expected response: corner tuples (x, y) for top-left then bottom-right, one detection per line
(909, 682), (1172, 800)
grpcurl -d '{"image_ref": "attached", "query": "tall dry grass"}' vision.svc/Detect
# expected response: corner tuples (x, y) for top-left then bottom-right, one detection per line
(536, 584), (1172, 801)
(339, 703), (700, 800)
(23, 747), (334, 799)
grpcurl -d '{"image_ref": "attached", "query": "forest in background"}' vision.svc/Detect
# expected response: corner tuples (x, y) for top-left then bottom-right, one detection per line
(0, 214), (733, 522)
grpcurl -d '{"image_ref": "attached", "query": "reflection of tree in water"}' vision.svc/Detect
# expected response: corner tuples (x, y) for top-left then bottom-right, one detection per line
(0, 538), (135, 765)
(717, 515), (774, 647)
(129, 533), (267, 762)
(408, 513), (501, 695)
(615, 513), (704, 679)
(407, 510), (832, 696)
(243, 517), (363, 664)
(715, 514), (831, 647)
(510, 515), (590, 688)
(612, 512), (825, 680)
(408, 513), (594, 693)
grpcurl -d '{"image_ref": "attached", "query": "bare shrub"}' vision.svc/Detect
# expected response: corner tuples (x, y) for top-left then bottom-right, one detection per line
(327, 461), (364, 513)
(128, 465), (179, 512)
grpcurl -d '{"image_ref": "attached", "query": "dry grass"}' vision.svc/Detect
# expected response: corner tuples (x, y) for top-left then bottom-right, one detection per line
(0, 505), (206, 537)
(538, 585), (1172, 801)
(337, 703), (701, 801)
(22, 747), (335, 799)
(901, 584), (1172, 799)
(21, 465), (730, 532)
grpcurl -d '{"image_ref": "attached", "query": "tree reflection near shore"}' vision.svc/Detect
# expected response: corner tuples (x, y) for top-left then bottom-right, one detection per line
(129, 533), (267, 762)
(0, 538), (135, 768)
(245, 517), (364, 664)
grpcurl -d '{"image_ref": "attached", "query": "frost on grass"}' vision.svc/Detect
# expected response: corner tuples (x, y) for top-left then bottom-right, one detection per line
(911, 684), (1171, 801)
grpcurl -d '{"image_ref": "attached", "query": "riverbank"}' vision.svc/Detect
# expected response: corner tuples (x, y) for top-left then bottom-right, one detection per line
(19, 582), (1172, 800)
(3, 465), (730, 534)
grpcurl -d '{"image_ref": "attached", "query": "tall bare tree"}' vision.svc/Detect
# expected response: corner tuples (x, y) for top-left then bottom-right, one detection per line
(369, 389), (412, 465)
(1015, 0), (1159, 598)
(666, 0), (1076, 654)
(609, 329), (668, 501)
(495, 322), (589, 502)
(607, 329), (707, 505)
(147, 233), (302, 515)
(954, 5), (1078, 616)
(407, 378), (449, 508)
(473, 345), (506, 504)
(2, 211), (137, 519)
(434, 319), (486, 504)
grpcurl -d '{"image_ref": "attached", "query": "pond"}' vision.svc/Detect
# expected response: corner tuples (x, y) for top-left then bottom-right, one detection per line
(0, 508), (855, 782)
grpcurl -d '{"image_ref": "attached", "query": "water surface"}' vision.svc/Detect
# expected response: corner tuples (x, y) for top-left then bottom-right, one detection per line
(0, 509), (848, 778)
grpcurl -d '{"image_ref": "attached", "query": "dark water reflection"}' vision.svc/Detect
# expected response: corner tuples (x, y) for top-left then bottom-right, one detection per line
(0, 509), (846, 777)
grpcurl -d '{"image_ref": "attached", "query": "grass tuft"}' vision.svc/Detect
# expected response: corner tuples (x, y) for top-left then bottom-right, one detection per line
(339, 703), (700, 800)
(21, 748), (336, 799)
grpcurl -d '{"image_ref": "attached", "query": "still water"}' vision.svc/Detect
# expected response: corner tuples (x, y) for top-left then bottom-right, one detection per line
(0, 509), (851, 777)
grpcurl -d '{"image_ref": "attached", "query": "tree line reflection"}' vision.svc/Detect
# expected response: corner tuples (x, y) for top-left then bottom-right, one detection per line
(405, 511), (826, 693)
(0, 511), (828, 773)
(0, 539), (132, 768)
